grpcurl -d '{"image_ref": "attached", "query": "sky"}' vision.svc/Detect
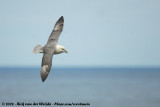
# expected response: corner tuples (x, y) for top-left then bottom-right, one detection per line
(0, 0), (160, 67)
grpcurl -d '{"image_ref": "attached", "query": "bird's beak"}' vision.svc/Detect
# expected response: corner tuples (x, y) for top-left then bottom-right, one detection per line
(64, 49), (68, 53)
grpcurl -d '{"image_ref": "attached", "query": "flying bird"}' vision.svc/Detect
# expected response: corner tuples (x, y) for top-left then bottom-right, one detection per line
(33, 16), (67, 82)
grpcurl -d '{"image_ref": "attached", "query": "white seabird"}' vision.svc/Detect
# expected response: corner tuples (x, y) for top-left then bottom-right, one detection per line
(33, 16), (67, 82)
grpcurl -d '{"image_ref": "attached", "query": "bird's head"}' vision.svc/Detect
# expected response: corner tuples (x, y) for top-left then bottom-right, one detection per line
(55, 45), (68, 54)
(61, 46), (68, 53)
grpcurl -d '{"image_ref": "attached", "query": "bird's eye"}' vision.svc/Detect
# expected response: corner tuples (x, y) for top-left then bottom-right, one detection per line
(62, 48), (64, 50)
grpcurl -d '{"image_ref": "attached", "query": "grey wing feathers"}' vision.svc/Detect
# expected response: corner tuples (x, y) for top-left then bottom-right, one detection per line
(54, 16), (64, 31)
(41, 53), (53, 82)
(40, 16), (64, 82)
(47, 16), (64, 43)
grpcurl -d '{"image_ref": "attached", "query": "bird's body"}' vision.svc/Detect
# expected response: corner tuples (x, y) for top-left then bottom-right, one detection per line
(33, 16), (67, 82)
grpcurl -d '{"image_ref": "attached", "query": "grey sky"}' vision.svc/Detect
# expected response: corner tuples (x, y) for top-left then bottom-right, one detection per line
(0, 0), (160, 67)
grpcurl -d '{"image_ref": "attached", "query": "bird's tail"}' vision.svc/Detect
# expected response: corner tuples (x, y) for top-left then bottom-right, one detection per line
(33, 44), (43, 54)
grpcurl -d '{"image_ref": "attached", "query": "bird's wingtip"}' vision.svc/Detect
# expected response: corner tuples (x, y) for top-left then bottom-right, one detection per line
(58, 16), (64, 22)
(41, 79), (45, 82)
(41, 65), (49, 82)
(60, 16), (63, 19)
(41, 73), (48, 82)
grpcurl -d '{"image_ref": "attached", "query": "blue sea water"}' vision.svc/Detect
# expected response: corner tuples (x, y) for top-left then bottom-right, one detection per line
(0, 67), (160, 107)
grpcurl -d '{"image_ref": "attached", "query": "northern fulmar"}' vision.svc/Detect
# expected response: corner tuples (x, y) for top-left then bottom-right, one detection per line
(33, 16), (67, 82)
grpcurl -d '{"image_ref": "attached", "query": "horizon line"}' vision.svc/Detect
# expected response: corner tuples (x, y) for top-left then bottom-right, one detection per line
(0, 66), (160, 69)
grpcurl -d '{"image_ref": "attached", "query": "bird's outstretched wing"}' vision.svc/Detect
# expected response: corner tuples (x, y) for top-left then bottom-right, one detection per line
(40, 16), (64, 82)
(47, 16), (64, 44)
(41, 53), (53, 82)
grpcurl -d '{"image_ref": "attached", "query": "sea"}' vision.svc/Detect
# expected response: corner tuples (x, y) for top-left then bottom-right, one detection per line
(0, 67), (160, 107)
